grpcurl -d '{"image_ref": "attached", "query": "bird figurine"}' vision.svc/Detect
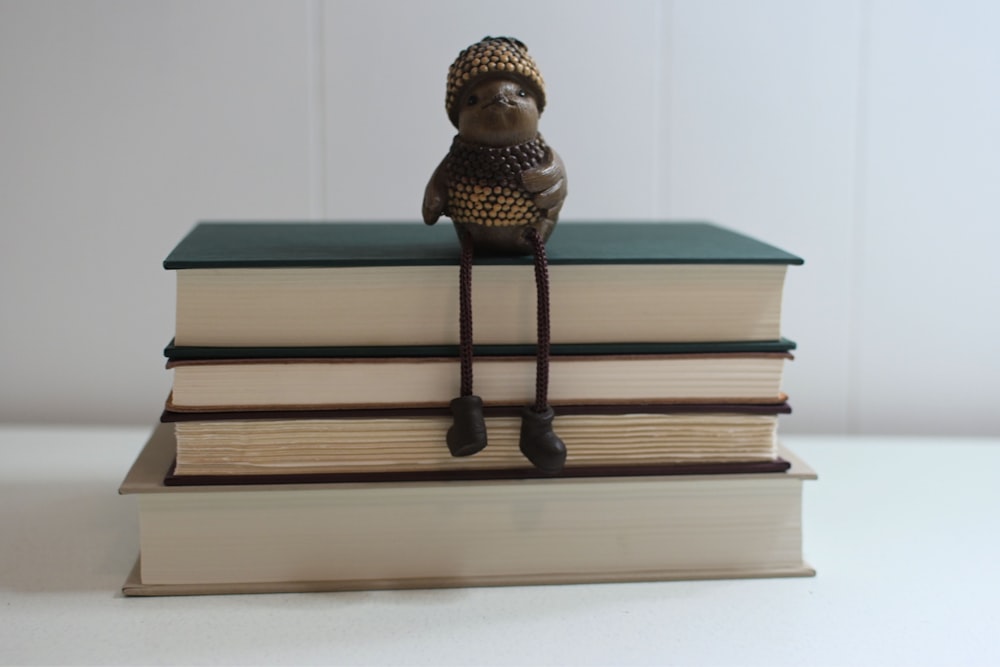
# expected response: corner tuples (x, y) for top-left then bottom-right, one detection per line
(422, 36), (568, 474)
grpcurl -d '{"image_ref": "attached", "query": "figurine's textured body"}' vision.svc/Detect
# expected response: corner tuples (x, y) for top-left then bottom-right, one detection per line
(444, 135), (551, 254)
(423, 36), (568, 473)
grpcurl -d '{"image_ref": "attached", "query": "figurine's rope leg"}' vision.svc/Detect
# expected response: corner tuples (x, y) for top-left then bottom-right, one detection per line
(459, 230), (475, 398)
(446, 228), (488, 458)
(526, 227), (551, 413)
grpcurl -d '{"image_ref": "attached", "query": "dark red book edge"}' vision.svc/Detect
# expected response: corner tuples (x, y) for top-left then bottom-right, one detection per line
(160, 402), (792, 423)
(164, 457), (792, 487)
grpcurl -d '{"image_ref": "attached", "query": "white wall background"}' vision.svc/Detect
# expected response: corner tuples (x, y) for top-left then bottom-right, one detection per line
(1, 0), (998, 436)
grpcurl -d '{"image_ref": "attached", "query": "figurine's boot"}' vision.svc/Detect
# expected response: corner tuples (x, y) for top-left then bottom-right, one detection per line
(447, 395), (488, 457)
(519, 405), (566, 474)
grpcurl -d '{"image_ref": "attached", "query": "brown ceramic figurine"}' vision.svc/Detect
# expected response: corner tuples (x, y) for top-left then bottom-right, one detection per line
(423, 36), (568, 474)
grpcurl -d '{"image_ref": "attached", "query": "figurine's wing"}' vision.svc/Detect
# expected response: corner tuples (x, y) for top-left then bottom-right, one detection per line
(522, 149), (567, 222)
(422, 158), (450, 225)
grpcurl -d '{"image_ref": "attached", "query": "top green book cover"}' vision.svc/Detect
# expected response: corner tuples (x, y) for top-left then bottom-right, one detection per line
(163, 221), (803, 269)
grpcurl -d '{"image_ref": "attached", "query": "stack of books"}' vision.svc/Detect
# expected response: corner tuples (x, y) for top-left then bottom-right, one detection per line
(120, 221), (814, 596)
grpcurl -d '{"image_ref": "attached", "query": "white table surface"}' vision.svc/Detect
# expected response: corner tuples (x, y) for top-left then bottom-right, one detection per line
(1, 426), (998, 666)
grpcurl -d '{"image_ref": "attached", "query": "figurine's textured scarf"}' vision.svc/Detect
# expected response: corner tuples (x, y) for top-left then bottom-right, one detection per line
(446, 135), (550, 187)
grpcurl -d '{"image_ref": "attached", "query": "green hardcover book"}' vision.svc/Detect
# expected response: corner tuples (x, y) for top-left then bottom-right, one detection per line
(165, 221), (802, 348)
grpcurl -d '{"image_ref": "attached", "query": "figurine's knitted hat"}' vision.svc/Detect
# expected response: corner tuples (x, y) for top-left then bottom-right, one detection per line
(446, 36), (546, 128)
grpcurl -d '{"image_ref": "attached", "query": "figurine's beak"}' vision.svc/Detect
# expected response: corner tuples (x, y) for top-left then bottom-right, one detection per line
(483, 94), (514, 111)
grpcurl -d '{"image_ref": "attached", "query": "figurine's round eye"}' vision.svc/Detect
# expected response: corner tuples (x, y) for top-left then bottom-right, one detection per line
(518, 89), (527, 97)
(467, 94), (478, 106)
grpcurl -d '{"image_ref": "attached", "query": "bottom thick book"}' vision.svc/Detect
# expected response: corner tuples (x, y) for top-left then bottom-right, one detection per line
(119, 424), (816, 596)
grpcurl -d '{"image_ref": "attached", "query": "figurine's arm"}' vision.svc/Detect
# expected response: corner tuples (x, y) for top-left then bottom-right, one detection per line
(522, 149), (567, 223)
(422, 158), (450, 225)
